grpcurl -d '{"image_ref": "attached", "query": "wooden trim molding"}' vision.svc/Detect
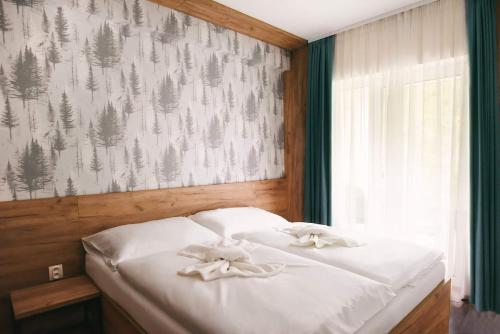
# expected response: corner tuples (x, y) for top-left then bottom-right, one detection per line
(148, 0), (307, 50)
(285, 46), (308, 221)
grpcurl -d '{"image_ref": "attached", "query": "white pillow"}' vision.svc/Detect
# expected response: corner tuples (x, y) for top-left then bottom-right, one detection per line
(82, 217), (219, 270)
(189, 207), (289, 237)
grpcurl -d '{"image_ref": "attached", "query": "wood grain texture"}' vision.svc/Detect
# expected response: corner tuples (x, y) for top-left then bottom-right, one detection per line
(390, 280), (451, 334)
(148, 0), (307, 50)
(102, 294), (145, 334)
(11, 276), (99, 320)
(78, 179), (288, 236)
(285, 46), (308, 221)
(0, 179), (288, 332)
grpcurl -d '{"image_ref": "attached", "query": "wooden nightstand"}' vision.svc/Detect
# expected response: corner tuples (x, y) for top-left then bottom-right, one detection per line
(10, 276), (101, 334)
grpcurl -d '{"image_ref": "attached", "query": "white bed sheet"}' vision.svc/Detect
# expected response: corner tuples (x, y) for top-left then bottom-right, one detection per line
(86, 254), (445, 334)
(86, 253), (189, 334)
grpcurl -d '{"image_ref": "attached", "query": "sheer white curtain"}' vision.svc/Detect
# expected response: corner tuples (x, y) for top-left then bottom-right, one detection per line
(332, 0), (469, 300)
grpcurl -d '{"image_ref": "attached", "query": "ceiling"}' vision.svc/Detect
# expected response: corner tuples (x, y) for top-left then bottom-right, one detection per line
(214, 0), (431, 42)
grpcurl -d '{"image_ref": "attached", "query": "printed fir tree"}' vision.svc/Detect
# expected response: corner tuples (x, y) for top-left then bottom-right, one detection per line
(9, 47), (46, 106)
(129, 62), (140, 98)
(59, 91), (74, 134)
(227, 83), (235, 110)
(111, 178), (121, 192)
(159, 12), (179, 45)
(54, 7), (70, 46)
(47, 35), (62, 70)
(246, 146), (258, 177)
(87, 0), (98, 15)
(65, 177), (77, 196)
(86, 64), (98, 101)
(0, 0), (11, 44)
(123, 91), (134, 117)
(0, 65), (8, 97)
(127, 167), (137, 190)
(233, 31), (239, 55)
(150, 40), (159, 69)
(152, 111), (161, 143)
(245, 91), (258, 122)
(183, 43), (192, 71)
(206, 53), (222, 88)
(162, 144), (180, 185)
(89, 146), (102, 182)
(16, 139), (52, 199)
(132, 0), (143, 26)
(53, 122), (66, 156)
(158, 74), (177, 116)
(1, 97), (18, 140)
(93, 22), (120, 73)
(97, 101), (121, 151)
(185, 107), (194, 137)
(208, 115), (222, 149)
(133, 137), (144, 172)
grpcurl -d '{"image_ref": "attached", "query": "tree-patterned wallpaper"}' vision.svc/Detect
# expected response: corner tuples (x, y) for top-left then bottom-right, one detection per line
(0, 0), (289, 201)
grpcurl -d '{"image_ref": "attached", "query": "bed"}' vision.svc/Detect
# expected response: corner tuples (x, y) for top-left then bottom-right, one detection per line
(87, 253), (447, 334)
(82, 211), (450, 334)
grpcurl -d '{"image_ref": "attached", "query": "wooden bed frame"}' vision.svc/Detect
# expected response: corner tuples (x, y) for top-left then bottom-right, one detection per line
(98, 278), (451, 334)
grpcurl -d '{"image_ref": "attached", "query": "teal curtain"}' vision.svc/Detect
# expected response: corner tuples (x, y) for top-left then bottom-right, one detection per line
(304, 36), (334, 226)
(467, 0), (500, 313)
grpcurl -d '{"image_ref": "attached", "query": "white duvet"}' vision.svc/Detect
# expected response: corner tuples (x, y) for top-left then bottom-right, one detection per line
(233, 224), (443, 291)
(118, 243), (395, 334)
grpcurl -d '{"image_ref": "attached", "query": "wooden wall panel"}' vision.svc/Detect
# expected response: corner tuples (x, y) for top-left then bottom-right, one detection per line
(148, 0), (307, 50)
(78, 179), (288, 236)
(285, 46), (308, 221)
(0, 197), (81, 333)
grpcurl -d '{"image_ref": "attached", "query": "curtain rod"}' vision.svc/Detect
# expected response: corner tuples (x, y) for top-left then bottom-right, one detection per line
(309, 0), (438, 43)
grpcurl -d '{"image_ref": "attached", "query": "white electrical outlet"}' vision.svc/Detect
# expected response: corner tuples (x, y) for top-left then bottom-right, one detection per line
(48, 264), (64, 281)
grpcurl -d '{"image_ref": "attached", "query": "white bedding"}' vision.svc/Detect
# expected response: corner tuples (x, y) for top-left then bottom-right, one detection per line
(117, 244), (395, 334)
(86, 254), (445, 334)
(233, 227), (443, 291)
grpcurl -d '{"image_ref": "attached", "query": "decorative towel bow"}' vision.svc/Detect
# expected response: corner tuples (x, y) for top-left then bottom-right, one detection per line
(178, 240), (285, 280)
(278, 224), (367, 248)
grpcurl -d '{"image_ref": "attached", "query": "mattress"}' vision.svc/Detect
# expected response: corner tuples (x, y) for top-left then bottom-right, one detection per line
(86, 253), (445, 334)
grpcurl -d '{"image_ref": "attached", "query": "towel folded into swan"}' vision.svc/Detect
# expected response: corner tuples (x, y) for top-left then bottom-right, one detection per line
(277, 223), (367, 248)
(178, 240), (285, 280)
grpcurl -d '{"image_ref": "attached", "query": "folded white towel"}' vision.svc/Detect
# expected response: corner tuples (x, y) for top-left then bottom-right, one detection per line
(278, 224), (367, 248)
(178, 240), (285, 280)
